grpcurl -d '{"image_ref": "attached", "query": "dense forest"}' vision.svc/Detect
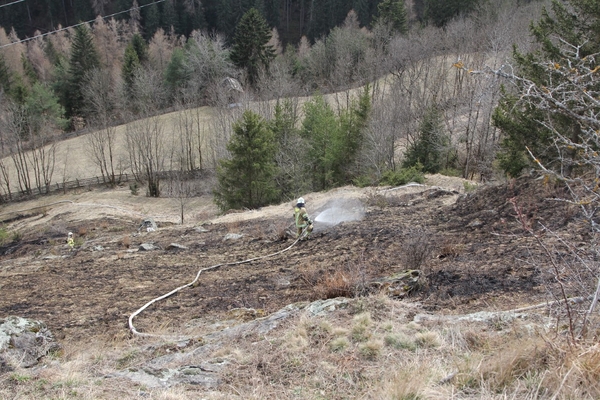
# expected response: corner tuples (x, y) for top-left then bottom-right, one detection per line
(1, 0), (486, 45)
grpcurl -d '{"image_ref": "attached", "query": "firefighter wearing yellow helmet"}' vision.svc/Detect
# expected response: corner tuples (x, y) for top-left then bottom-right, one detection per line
(293, 197), (313, 239)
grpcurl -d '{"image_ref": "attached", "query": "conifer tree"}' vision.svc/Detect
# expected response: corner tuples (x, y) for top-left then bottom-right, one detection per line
(67, 24), (100, 119)
(494, 0), (600, 177)
(214, 110), (279, 211)
(130, 33), (149, 64)
(161, 0), (178, 32)
(230, 8), (276, 86)
(164, 47), (187, 97)
(143, 2), (160, 40)
(0, 53), (13, 95)
(301, 95), (340, 191)
(402, 105), (454, 173)
(122, 43), (141, 100)
(376, 0), (408, 34)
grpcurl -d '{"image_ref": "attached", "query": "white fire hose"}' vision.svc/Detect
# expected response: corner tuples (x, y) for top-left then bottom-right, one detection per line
(128, 226), (310, 338)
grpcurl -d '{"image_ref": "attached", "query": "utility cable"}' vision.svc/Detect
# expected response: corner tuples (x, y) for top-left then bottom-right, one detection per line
(0, 0), (167, 49)
(0, 0), (25, 9)
(128, 227), (310, 338)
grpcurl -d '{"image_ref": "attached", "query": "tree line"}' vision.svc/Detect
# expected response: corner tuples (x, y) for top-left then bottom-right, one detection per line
(0, 0), (554, 207)
(1, 0), (489, 46)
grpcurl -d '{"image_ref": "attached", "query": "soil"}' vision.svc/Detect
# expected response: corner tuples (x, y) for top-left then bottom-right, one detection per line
(0, 175), (581, 347)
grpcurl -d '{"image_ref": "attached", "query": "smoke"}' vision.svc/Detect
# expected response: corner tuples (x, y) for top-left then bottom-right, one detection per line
(314, 198), (365, 229)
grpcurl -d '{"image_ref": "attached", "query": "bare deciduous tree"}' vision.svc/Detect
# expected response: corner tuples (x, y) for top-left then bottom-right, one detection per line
(82, 68), (123, 185)
(124, 68), (169, 197)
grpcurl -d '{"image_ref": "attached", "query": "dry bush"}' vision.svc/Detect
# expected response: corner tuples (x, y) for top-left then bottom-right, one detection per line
(268, 218), (292, 241)
(351, 313), (373, 342)
(77, 227), (87, 236)
(533, 342), (600, 398)
(437, 236), (464, 259)
(359, 340), (383, 360)
(329, 336), (350, 352)
(99, 220), (109, 230)
(225, 220), (241, 233)
(120, 235), (131, 248)
(414, 331), (442, 349)
(384, 332), (416, 351)
(298, 262), (321, 289)
(364, 189), (389, 208)
(316, 269), (359, 299)
(400, 229), (433, 270)
(314, 260), (370, 299)
(567, 344), (600, 396)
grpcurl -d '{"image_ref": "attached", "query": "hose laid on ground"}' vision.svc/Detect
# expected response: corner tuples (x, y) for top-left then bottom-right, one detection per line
(128, 226), (309, 338)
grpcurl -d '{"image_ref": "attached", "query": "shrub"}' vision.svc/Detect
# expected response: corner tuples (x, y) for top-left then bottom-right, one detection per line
(352, 175), (375, 188)
(380, 165), (425, 187)
(463, 181), (478, 193)
(359, 340), (383, 360)
(129, 183), (139, 195)
(414, 331), (441, 348)
(385, 333), (417, 351)
(120, 235), (131, 248)
(315, 263), (368, 299)
(330, 337), (350, 352)
(0, 227), (10, 245)
(351, 313), (373, 342)
(400, 230), (432, 270)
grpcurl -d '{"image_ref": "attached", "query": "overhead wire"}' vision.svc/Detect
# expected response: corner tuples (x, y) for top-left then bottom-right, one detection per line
(0, 0), (26, 9)
(0, 0), (167, 49)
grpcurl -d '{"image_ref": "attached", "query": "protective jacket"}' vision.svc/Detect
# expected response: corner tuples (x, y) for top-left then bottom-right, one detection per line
(294, 206), (311, 228)
(294, 205), (313, 238)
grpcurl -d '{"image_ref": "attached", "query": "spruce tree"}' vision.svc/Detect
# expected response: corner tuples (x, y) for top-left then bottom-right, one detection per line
(161, 0), (178, 32)
(143, 2), (160, 40)
(214, 110), (279, 211)
(423, 0), (479, 27)
(122, 43), (141, 100)
(67, 24), (100, 119)
(336, 85), (371, 182)
(130, 33), (149, 64)
(402, 105), (454, 174)
(0, 53), (12, 95)
(164, 47), (187, 98)
(376, 0), (408, 34)
(494, 0), (600, 177)
(301, 95), (340, 191)
(230, 8), (276, 86)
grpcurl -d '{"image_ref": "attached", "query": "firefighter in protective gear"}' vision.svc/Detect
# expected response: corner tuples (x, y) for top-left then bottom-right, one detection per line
(294, 197), (313, 239)
(67, 232), (74, 250)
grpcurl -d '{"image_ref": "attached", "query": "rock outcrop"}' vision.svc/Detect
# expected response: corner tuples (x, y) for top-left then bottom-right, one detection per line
(0, 316), (60, 369)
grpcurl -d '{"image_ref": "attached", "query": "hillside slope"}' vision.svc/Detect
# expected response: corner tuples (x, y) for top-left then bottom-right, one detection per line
(0, 175), (589, 398)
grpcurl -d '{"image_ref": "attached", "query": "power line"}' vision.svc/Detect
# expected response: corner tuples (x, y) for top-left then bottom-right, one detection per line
(0, 0), (167, 49)
(0, 0), (26, 9)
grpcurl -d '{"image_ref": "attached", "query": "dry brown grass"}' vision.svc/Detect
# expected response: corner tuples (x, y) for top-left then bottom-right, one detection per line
(4, 295), (600, 399)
